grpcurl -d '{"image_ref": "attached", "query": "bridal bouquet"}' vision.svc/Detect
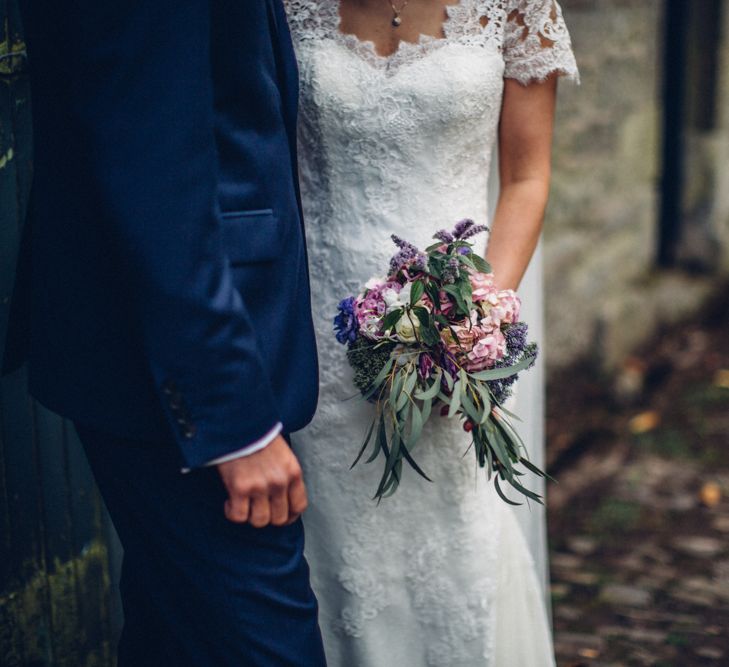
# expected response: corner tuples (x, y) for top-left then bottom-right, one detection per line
(333, 219), (549, 505)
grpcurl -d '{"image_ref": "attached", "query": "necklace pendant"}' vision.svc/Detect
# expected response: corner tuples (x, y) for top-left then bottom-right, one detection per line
(391, 14), (402, 27)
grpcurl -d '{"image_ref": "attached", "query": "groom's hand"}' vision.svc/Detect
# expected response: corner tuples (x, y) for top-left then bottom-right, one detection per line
(217, 436), (308, 527)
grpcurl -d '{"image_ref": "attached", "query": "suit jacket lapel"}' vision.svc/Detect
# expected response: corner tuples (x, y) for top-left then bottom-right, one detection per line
(265, 0), (308, 263)
(266, 3), (301, 190)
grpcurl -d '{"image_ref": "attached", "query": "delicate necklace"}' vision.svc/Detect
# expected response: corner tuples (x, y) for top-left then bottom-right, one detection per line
(388, 0), (411, 27)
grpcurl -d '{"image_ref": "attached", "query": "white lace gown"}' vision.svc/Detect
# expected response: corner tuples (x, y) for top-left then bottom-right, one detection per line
(284, 2), (578, 665)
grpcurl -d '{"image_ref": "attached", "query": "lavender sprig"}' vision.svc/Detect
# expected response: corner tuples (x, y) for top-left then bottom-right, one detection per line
(433, 229), (455, 244)
(390, 235), (422, 274)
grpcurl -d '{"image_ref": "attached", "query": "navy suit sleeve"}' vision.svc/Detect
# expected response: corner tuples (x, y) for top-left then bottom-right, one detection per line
(50, 1), (281, 466)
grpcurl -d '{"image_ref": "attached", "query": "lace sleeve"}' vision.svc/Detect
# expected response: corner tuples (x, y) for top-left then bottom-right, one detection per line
(283, 0), (338, 43)
(502, 0), (579, 85)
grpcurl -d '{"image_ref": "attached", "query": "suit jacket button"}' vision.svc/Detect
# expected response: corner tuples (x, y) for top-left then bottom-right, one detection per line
(183, 425), (196, 439)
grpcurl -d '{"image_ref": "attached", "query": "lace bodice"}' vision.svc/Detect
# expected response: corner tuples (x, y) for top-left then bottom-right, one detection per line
(285, 0), (579, 82)
(284, 2), (576, 664)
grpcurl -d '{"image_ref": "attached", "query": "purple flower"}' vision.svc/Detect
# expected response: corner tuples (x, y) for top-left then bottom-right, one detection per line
(334, 296), (359, 345)
(457, 246), (471, 256)
(391, 234), (419, 253)
(389, 234), (422, 275)
(418, 353), (434, 380)
(433, 229), (454, 244)
(453, 219), (475, 239)
(459, 224), (488, 241)
(412, 252), (428, 272)
(452, 219), (488, 241)
(438, 347), (459, 390)
(504, 322), (528, 355)
(442, 256), (461, 284)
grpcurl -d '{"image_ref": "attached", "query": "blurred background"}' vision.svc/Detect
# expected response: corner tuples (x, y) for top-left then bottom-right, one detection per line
(545, 1), (729, 665)
(1, 0), (728, 665)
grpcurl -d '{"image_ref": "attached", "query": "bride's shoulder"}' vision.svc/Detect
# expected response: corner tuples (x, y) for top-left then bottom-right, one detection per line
(282, 0), (338, 41)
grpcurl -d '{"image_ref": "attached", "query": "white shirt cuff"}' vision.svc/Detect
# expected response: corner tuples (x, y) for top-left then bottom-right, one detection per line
(180, 422), (283, 473)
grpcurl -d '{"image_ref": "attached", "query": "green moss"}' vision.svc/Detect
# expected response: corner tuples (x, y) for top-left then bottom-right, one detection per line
(0, 540), (112, 667)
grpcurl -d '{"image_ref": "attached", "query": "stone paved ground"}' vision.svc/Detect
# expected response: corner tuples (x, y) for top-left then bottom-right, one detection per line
(546, 285), (729, 666)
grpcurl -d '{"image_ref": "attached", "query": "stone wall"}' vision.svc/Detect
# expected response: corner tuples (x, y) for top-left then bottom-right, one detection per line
(544, 0), (729, 373)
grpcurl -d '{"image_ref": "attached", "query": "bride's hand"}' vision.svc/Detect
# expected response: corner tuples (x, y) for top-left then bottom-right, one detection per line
(217, 435), (308, 527)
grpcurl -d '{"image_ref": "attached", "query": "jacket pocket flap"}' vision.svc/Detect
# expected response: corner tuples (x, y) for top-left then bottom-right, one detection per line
(221, 209), (280, 265)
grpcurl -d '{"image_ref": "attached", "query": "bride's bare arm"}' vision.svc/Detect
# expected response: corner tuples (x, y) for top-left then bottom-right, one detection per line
(485, 74), (559, 291)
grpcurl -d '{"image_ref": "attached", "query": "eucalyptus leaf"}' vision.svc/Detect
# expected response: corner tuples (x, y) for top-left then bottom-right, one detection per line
(381, 459), (403, 498)
(493, 414), (525, 455)
(415, 372), (442, 400)
(395, 386), (410, 412)
(421, 396), (433, 424)
(509, 477), (544, 504)
(368, 414), (387, 464)
(400, 440), (432, 482)
(403, 367), (418, 397)
(485, 441), (493, 480)
(351, 416), (377, 469)
(469, 352), (537, 381)
(494, 475), (522, 506)
(485, 428), (515, 481)
(460, 388), (481, 424)
(475, 384), (493, 424)
(496, 402), (523, 423)
(390, 371), (405, 411)
(448, 380), (462, 418)
(520, 457), (556, 483)
(409, 402), (424, 445)
(376, 428), (402, 498)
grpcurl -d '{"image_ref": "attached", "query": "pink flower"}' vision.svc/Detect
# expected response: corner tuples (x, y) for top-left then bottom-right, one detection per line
(465, 328), (507, 371)
(354, 280), (402, 337)
(496, 290), (521, 324)
(470, 271), (496, 302)
(443, 325), (478, 357)
(477, 289), (521, 329)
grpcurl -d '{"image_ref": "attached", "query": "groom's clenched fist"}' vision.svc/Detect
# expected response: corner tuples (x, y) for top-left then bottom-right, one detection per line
(217, 436), (308, 527)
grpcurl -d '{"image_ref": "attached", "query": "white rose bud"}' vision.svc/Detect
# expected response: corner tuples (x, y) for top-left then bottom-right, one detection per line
(394, 310), (420, 343)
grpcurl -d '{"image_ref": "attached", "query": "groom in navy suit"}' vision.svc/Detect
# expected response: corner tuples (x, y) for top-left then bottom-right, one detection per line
(3, 1), (326, 665)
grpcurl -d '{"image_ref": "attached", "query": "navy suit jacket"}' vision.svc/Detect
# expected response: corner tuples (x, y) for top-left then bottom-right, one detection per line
(3, 0), (319, 468)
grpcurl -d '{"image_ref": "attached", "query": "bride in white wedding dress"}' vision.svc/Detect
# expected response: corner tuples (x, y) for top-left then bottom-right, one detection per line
(284, 1), (578, 664)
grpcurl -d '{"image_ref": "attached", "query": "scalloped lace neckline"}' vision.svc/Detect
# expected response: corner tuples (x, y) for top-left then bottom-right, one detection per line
(332, 0), (467, 70)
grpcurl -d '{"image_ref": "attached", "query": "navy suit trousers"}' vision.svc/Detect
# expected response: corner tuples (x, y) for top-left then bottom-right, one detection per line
(75, 423), (327, 667)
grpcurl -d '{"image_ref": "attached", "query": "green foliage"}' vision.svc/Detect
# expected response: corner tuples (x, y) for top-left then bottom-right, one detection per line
(351, 354), (548, 504)
(347, 338), (395, 395)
